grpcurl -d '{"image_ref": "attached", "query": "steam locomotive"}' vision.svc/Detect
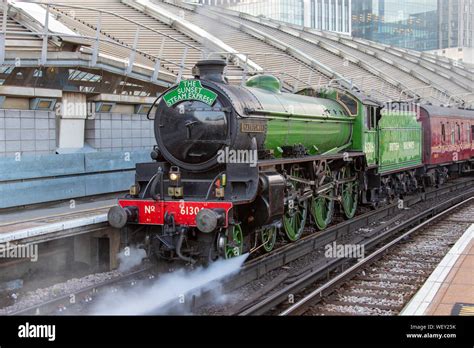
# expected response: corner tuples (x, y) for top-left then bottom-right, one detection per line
(108, 60), (474, 263)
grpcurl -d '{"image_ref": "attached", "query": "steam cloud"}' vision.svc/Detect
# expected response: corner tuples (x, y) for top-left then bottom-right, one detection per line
(117, 247), (147, 273)
(90, 253), (248, 315)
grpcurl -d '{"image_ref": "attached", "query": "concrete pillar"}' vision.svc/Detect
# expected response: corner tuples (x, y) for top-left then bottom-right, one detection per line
(57, 92), (87, 153)
(73, 234), (92, 266)
(73, 229), (121, 271)
(108, 228), (121, 270)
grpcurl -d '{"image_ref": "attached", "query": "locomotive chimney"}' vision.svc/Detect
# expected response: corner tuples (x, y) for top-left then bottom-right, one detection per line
(193, 59), (227, 83)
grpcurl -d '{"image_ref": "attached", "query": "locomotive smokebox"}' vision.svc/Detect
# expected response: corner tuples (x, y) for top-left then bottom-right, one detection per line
(193, 59), (227, 83)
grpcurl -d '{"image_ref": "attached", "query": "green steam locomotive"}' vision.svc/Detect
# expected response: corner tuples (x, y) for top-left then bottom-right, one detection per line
(108, 60), (423, 263)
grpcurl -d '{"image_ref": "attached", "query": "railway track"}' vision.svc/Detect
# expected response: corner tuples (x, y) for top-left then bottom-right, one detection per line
(299, 199), (474, 316)
(190, 177), (474, 314)
(3, 177), (474, 315)
(240, 196), (474, 316)
(5, 266), (156, 315)
(239, 177), (474, 282)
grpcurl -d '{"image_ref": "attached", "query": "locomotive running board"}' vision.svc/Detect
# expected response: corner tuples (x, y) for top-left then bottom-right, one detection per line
(257, 152), (365, 167)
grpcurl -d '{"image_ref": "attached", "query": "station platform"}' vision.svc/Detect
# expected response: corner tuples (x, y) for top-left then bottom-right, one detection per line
(401, 223), (474, 316)
(0, 194), (119, 244)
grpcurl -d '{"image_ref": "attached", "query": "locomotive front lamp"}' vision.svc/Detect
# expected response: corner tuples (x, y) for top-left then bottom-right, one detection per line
(169, 167), (181, 184)
(215, 174), (226, 198)
(168, 167), (183, 198)
(169, 173), (179, 182)
(129, 184), (140, 196)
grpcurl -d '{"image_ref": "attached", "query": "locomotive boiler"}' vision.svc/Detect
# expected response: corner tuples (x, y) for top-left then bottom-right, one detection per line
(154, 60), (354, 172)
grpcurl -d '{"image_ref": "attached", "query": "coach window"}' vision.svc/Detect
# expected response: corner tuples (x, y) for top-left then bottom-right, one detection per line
(441, 124), (446, 143)
(451, 124), (455, 145)
(471, 125), (474, 144)
(457, 124), (461, 142)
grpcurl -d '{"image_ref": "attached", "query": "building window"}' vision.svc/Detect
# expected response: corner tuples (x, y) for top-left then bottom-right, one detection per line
(351, 0), (439, 50)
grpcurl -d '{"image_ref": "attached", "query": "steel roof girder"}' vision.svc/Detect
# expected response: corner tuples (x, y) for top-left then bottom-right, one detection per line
(408, 70), (431, 85)
(4, 51), (174, 85)
(342, 40), (359, 50)
(236, 13), (407, 97)
(268, 19), (421, 95)
(406, 57), (471, 91)
(278, 23), (305, 38)
(163, 0), (195, 12)
(317, 40), (343, 57)
(2, 56), (170, 88)
(402, 55), (419, 64)
(374, 53), (394, 67)
(211, 12), (340, 82)
(418, 61), (436, 73)
(350, 35), (470, 86)
(210, 5), (342, 81)
(124, 0), (262, 73)
(206, 1), (472, 97)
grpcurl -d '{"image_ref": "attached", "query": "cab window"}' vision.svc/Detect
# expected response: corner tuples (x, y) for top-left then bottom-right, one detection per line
(337, 93), (358, 116)
(366, 106), (377, 130)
